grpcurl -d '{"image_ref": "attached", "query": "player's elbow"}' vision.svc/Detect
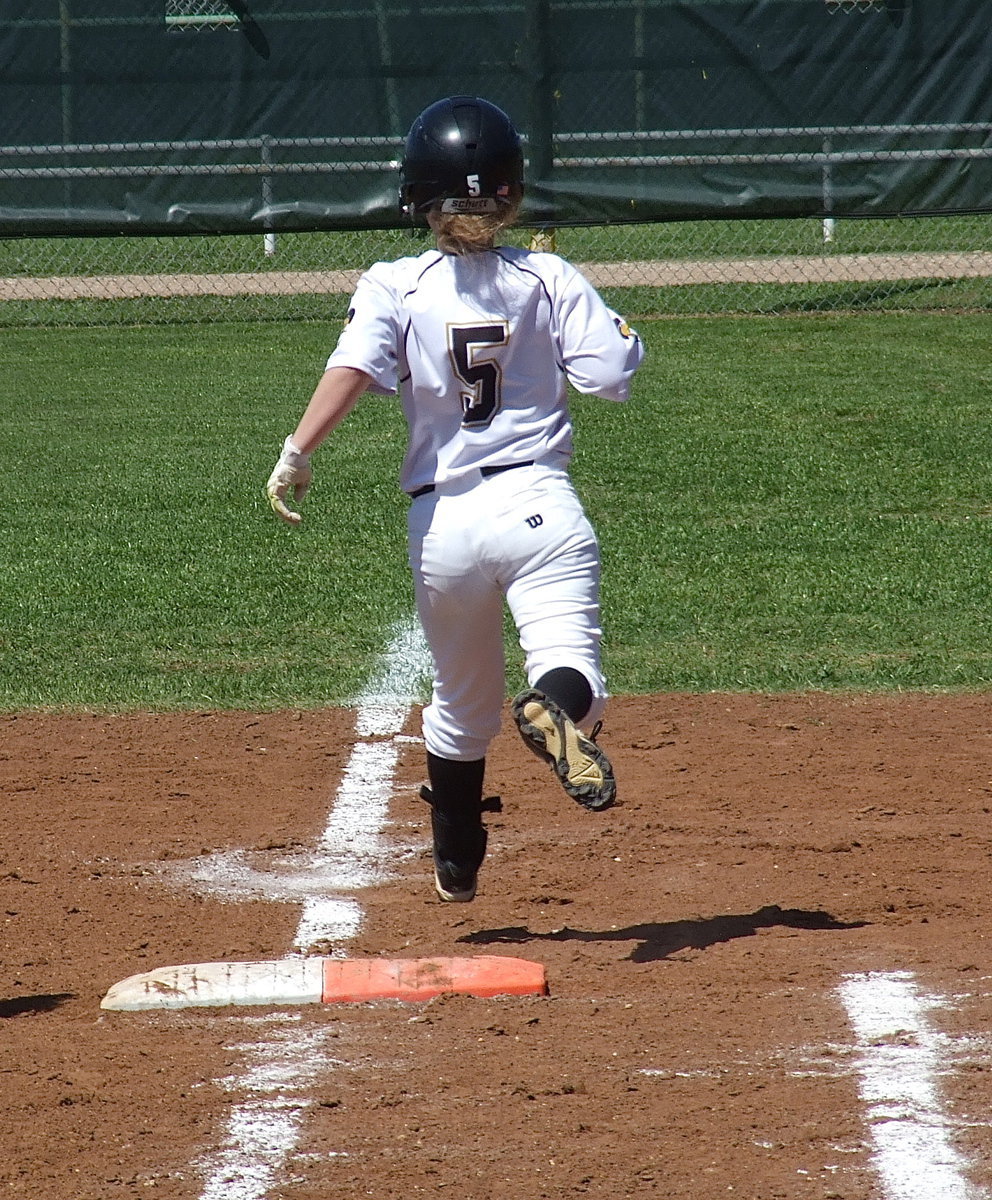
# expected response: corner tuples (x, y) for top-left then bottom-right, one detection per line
(570, 362), (638, 401)
(568, 342), (643, 400)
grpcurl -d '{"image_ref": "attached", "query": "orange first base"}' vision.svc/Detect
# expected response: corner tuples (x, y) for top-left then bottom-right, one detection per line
(321, 955), (548, 1003)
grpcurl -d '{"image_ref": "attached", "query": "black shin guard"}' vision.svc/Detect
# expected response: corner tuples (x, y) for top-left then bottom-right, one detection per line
(427, 752), (486, 810)
(533, 666), (594, 725)
(423, 754), (497, 874)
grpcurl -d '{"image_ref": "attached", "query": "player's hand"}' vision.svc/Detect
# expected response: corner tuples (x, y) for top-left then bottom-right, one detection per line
(266, 438), (312, 526)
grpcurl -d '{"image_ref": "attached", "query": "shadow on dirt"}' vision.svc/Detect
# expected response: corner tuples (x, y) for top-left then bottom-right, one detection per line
(458, 904), (868, 963)
(0, 993), (76, 1018)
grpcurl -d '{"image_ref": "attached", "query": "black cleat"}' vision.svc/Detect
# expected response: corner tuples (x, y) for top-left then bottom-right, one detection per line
(421, 786), (501, 902)
(433, 857), (481, 903)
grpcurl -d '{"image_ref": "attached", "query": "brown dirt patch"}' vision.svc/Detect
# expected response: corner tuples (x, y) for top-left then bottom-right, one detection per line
(2, 693), (992, 1198)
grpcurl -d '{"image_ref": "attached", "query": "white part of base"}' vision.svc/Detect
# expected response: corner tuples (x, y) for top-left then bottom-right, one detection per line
(101, 958), (325, 1011)
(839, 970), (978, 1200)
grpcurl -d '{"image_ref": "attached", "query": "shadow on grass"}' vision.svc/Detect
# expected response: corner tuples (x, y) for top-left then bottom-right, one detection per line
(0, 992), (76, 1018)
(781, 275), (971, 315)
(457, 904), (868, 963)
(608, 275), (992, 322)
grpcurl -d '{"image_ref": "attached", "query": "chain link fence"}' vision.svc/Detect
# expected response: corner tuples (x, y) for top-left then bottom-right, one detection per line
(2, 0), (990, 326)
(3, 212), (991, 327)
(164, 0), (241, 30)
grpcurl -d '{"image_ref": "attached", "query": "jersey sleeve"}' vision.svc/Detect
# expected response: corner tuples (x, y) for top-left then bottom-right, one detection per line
(324, 263), (402, 395)
(554, 265), (644, 401)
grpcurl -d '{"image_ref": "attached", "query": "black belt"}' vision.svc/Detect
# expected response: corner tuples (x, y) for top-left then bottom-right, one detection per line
(408, 460), (534, 500)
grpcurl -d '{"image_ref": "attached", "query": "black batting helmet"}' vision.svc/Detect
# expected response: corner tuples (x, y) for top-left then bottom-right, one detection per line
(399, 96), (524, 217)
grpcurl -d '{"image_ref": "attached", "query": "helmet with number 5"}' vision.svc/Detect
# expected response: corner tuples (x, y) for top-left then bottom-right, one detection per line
(399, 96), (524, 218)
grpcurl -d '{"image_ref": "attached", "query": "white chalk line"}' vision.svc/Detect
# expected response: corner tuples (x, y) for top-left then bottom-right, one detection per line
(195, 615), (432, 1200)
(631, 975), (990, 1196)
(839, 970), (986, 1200)
(198, 1020), (344, 1200)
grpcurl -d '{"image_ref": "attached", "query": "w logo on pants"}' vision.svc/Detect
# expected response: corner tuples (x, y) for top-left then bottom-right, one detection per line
(525, 514), (543, 528)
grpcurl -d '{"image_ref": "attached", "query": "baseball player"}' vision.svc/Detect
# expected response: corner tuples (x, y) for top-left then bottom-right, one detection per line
(267, 96), (643, 903)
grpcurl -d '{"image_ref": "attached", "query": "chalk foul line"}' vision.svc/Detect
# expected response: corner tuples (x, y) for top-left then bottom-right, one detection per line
(839, 969), (984, 1200)
(196, 616), (432, 1200)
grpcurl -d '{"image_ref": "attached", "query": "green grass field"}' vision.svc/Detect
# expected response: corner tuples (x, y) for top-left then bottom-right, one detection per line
(3, 310), (991, 711)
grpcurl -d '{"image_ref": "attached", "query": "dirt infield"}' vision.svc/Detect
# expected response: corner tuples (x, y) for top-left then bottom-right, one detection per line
(2, 692), (992, 1198)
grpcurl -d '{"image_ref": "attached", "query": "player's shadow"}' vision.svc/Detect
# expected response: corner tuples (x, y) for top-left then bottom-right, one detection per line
(457, 904), (867, 963)
(0, 993), (76, 1018)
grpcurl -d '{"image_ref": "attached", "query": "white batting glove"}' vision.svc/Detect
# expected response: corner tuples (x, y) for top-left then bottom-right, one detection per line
(266, 437), (312, 526)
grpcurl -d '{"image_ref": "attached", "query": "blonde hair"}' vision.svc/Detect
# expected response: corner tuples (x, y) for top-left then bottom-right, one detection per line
(431, 198), (521, 256)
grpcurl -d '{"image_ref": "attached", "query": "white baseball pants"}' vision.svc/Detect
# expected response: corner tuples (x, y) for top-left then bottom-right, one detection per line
(407, 463), (606, 762)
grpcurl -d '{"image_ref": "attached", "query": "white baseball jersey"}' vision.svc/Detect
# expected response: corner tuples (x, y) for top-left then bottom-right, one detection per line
(325, 246), (643, 495)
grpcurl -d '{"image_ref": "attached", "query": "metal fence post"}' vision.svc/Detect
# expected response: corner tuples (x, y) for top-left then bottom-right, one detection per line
(261, 135), (276, 257)
(525, 0), (555, 231)
(59, 0), (73, 211)
(822, 136), (836, 244)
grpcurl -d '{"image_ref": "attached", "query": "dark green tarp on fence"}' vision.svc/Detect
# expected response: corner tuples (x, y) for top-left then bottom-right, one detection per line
(1, 1), (990, 235)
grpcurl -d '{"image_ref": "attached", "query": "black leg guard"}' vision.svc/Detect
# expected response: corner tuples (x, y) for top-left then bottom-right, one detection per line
(422, 754), (502, 901)
(534, 667), (593, 725)
(427, 752), (486, 811)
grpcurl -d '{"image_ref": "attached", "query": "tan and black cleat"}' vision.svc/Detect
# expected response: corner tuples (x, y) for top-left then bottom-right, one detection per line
(511, 688), (616, 811)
